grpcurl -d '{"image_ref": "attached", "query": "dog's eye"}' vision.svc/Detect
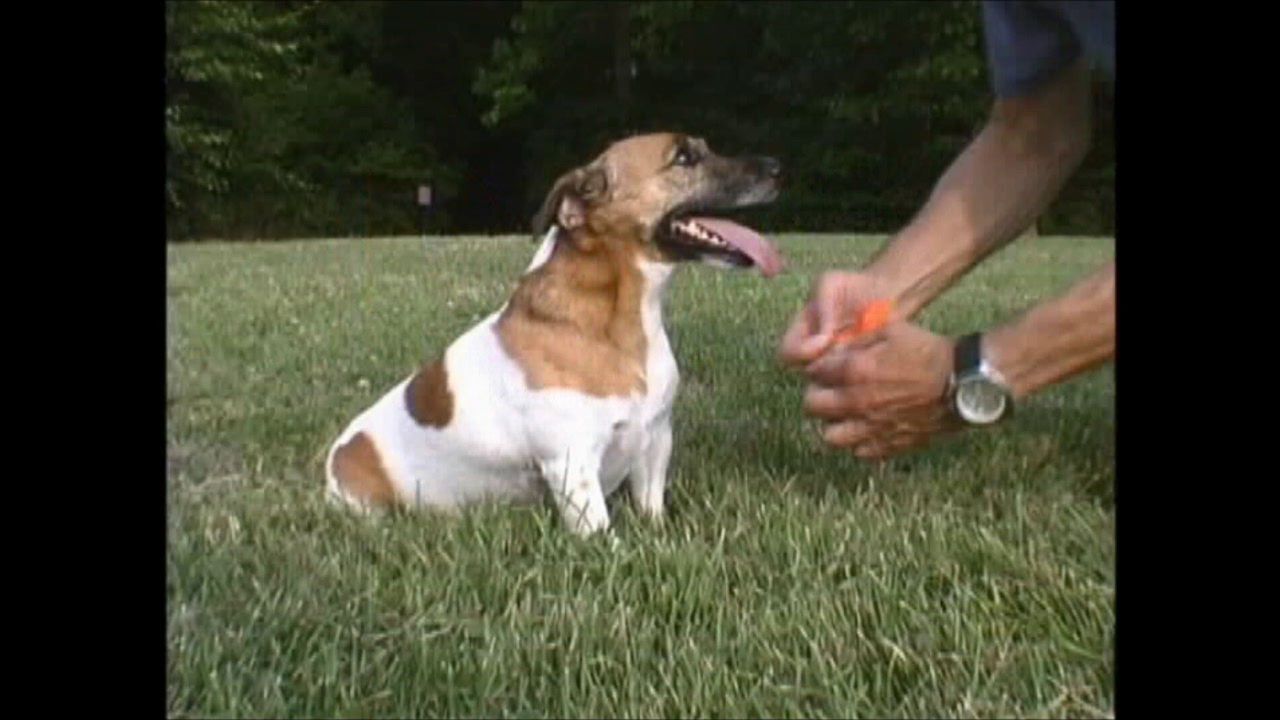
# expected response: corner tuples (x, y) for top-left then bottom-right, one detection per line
(673, 148), (697, 167)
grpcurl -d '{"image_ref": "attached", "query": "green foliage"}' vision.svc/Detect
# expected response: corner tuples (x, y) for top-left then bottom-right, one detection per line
(166, 1), (449, 240)
(165, 1), (303, 217)
(473, 34), (541, 129)
(474, 1), (998, 232)
(166, 0), (1114, 239)
(472, 1), (1112, 235)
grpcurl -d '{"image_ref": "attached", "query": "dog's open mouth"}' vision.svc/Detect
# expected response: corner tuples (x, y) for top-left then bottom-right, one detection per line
(661, 214), (784, 278)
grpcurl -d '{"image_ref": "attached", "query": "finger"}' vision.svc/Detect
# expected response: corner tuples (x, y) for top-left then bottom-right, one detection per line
(778, 304), (828, 366)
(821, 419), (877, 449)
(805, 345), (870, 387)
(853, 432), (930, 460)
(829, 312), (910, 358)
(851, 440), (894, 461)
(802, 384), (860, 420)
(795, 330), (838, 361)
(810, 281), (845, 339)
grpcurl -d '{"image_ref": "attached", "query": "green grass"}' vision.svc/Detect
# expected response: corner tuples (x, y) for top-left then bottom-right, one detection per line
(167, 233), (1114, 718)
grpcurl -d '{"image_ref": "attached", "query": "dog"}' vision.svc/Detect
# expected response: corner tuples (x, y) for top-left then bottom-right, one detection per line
(324, 132), (783, 535)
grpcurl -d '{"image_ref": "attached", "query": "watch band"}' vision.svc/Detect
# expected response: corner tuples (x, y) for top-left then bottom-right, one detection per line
(954, 332), (983, 377)
(949, 332), (1014, 425)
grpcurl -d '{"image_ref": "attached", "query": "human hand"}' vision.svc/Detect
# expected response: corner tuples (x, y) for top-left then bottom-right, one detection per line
(798, 322), (959, 459)
(778, 271), (899, 367)
(779, 271), (960, 460)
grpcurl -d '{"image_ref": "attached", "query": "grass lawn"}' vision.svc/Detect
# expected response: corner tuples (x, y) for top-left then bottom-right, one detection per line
(167, 233), (1114, 718)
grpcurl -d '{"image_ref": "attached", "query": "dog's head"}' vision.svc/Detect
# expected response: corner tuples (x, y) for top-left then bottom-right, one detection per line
(532, 133), (784, 276)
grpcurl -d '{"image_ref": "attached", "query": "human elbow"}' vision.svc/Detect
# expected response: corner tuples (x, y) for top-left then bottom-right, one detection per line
(991, 98), (1090, 169)
(991, 60), (1093, 168)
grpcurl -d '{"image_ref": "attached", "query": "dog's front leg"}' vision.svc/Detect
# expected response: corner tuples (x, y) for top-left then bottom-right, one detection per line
(540, 446), (611, 536)
(629, 419), (672, 521)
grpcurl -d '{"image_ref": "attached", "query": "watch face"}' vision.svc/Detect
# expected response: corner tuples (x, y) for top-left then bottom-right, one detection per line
(956, 378), (1007, 424)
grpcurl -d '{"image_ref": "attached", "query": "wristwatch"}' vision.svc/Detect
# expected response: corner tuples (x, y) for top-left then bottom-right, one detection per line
(949, 333), (1013, 426)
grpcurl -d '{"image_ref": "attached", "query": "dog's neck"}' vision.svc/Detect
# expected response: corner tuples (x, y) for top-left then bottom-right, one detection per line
(494, 226), (672, 396)
(515, 226), (673, 331)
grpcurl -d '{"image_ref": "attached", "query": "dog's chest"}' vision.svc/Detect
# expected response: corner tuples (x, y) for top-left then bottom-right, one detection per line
(637, 260), (680, 421)
(620, 326), (678, 433)
(596, 265), (679, 486)
(598, 361), (675, 491)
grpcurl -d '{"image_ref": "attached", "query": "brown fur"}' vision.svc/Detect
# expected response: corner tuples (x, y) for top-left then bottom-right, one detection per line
(497, 239), (648, 397)
(331, 431), (398, 509)
(531, 134), (715, 257)
(405, 359), (454, 427)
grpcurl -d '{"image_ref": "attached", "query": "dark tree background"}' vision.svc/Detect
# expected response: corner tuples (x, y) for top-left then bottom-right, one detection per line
(165, 0), (1114, 241)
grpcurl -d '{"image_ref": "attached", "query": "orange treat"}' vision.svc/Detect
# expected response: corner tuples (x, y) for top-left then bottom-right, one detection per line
(823, 299), (895, 353)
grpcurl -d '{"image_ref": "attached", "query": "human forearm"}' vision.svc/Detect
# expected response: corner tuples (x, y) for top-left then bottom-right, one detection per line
(983, 260), (1114, 400)
(866, 62), (1094, 319)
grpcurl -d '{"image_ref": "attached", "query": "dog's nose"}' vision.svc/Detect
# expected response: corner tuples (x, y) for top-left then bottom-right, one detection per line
(761, 157), (782, 179)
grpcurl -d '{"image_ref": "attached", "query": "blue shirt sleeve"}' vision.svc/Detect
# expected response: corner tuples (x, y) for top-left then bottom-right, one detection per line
(981, 1), (1084, 98)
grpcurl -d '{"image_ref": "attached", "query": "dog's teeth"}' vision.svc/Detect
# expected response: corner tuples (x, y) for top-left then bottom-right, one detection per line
(673, 219), (728, 249)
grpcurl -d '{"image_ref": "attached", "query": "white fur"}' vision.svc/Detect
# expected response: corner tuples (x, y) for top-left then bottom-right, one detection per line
(525, 227), (558, 273)
(324, 229), (681, 536)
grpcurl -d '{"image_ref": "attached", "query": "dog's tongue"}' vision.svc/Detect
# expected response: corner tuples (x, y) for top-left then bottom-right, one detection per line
(691, 217), (784, 278)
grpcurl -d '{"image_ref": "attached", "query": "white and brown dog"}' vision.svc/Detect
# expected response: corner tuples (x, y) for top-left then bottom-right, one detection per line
(324, 133), (783, 535)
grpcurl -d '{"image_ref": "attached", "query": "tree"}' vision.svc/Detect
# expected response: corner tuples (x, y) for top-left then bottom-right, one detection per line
(474, 1), (993, 232)
(166, 1), (1113, 240)
(166, 0), (304, 236)
(166, 1), (452, 239)
(473, 0), (1111, 235)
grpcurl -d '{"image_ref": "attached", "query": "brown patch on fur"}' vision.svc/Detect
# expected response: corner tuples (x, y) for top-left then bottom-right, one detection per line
(331, 431), (399, 509)
(497, 236), (648, 397)
(405, 359), (454, 427)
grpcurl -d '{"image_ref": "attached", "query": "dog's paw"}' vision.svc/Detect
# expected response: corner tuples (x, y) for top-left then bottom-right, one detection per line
(564, 512), (611, 538)
(634, 502), (665, 524)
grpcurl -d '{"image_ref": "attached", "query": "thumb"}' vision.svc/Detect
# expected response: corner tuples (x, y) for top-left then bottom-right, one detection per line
(810, 296), (898, 357)
(783, 304), (848, 363)
(794, 325), (836, 359)
(779, 303), (824, 365)
(811, 280), (847, 335)
(783, 279), (855, 358)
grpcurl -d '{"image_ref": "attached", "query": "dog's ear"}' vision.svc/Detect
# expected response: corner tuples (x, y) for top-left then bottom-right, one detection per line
(531, 165), (609, 238)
